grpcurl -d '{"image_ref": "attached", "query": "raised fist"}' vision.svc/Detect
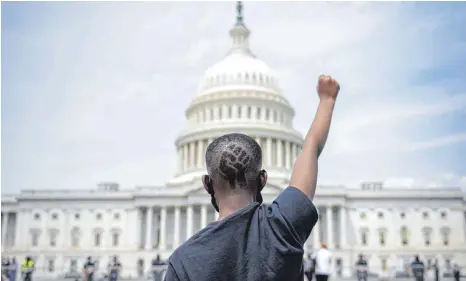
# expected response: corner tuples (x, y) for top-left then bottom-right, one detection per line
(317, 75), (340, 101)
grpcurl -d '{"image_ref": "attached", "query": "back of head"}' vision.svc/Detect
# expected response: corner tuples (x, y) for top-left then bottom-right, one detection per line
(206, 133), (262, 190)
(414, 255), (420, 262)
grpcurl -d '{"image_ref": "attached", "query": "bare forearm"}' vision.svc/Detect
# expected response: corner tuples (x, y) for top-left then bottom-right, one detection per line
(303, 98), (336, 157)
(290, 75), (339, 199)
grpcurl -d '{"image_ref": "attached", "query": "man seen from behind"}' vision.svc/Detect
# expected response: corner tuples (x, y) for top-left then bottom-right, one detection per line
(164, 75), (340, 281)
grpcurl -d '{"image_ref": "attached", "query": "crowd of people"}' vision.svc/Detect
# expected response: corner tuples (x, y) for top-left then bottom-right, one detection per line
(302, 247), (462, 281)
(1, 257), (33, 281)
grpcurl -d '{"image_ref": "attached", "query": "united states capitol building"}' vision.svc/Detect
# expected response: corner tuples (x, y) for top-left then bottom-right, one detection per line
(2, 3), (466, 279)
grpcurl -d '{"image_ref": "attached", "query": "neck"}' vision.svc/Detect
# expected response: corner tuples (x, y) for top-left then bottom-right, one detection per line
(216, 190), (254, 219)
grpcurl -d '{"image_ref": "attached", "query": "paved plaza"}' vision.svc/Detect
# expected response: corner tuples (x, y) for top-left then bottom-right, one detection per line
(31, 278), (458, 281)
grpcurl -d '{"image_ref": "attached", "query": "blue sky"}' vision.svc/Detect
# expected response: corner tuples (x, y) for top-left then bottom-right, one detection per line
(2, 2), (466, 193)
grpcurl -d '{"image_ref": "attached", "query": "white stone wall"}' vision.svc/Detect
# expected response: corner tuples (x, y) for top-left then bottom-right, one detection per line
(2, 192), (466, 278)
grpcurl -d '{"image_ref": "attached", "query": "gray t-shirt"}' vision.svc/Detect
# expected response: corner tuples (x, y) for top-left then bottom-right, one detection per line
(165, 186), (318, 281)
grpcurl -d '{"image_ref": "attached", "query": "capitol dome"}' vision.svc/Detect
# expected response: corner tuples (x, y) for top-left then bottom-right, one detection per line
(169, 2), (303, 185)
(197, 6), (281, 96)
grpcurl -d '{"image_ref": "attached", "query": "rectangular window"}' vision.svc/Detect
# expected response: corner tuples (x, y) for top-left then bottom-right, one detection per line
(32, 232), (39, 247)
(112, 233), (119, 247)
(49, 231), (57, 247)
(70, 259), (77, 272)
(48, 259), (54, 272)
(95, 233), (101, 247)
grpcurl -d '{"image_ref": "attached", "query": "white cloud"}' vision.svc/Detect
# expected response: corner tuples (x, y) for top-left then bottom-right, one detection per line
(2, 2), (465, 192)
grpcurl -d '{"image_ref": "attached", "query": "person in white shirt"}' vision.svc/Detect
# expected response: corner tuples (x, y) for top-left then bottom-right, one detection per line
(311, 244), (332, 281)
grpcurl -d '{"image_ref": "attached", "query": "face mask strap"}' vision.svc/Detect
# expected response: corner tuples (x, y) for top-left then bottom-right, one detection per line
(205, 170), (267, 213)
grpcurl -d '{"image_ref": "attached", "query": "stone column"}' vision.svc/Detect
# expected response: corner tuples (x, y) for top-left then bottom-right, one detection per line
(266, 137), (272, 167)
(14, 210), (24, 250)
(326, 206), (333, 249)
(313, 211), (320, 247)
(197, 140), (204, 168)
(159, 207), (167, 250)
(61, 210), (68, 249)
(285, 141), (291, 169)
(251, 106), (257, 120)
(145, 207), (153, 250)
(2, 212), (9, 249)
(232, 104), (238, 119)
(186, 205), (193, 238)
(189, 142), (195, 169)
(178, 148), (183, 173)
(291, 143), (297, 163)
(255, 137), (261, 147)
(277, 140), (283, 168)
(136, 207), (143, 248)
(242, 105), (248, 119)
(340, 206), (347, 248)
(261, 107), (267, 121)
(174, 207), (180, 248)
(201, 205), (207, 228)
(183, 145), (188, 171)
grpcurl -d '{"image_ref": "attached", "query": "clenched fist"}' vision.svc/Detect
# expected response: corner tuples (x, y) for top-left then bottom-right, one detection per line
(317, 75), (340, 101)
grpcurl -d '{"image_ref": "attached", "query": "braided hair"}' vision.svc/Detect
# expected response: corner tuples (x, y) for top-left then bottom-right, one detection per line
(205, 133), (264, 211)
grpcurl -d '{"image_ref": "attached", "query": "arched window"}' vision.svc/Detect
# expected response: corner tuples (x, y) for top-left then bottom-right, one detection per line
(440, 211), (447, 219)
(360, 212), (367, 220)
(30, 229), (41, 247)
(71, 227), (81, 247)
(422, 211), (429, 219)
(93, 228), (103, 247)
(400, 226), (409, 245)
(111, 228), (122, 247)
(378, 212), (384, 219)
(422, 227), (432, 246)
(360, 228), (369, 246)
(441, 227), (451, 246)
(49, 229), (59, 247)
(378, 228), (387, 246)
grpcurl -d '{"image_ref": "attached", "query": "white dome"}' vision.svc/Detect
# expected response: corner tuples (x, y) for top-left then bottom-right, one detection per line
(199, 52), (280, 94)
(197, 16), (281, 95)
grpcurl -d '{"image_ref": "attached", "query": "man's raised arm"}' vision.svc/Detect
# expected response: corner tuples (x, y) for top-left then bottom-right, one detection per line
(290, 75), (339, 199)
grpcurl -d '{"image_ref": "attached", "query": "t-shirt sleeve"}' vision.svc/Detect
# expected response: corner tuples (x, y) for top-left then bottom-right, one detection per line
(266, 186), (318, 245)
(164, 263), (180, 281)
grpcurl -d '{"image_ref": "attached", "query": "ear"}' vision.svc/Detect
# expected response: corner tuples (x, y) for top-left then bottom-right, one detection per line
(202, 175), (210, 193)
(260, 170), (268, 187)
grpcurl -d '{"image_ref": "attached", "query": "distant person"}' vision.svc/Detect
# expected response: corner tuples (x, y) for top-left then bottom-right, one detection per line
(152, 255), (166, 281)
(411, 255), (425, 281)
(304, 254), (314, 281)
(83, 257), (95, 281)
(108, 256), (121, 281)
(21, 257), (34, 281)
(164, 75), (340, 281)
(312, 244), (332, 281)
(355, 254), (368, 281)
(9, 258), (18, 281)
(2, 258), (9, 281)
(453, 262), (460, 281)
(433, 260), (439, 281)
